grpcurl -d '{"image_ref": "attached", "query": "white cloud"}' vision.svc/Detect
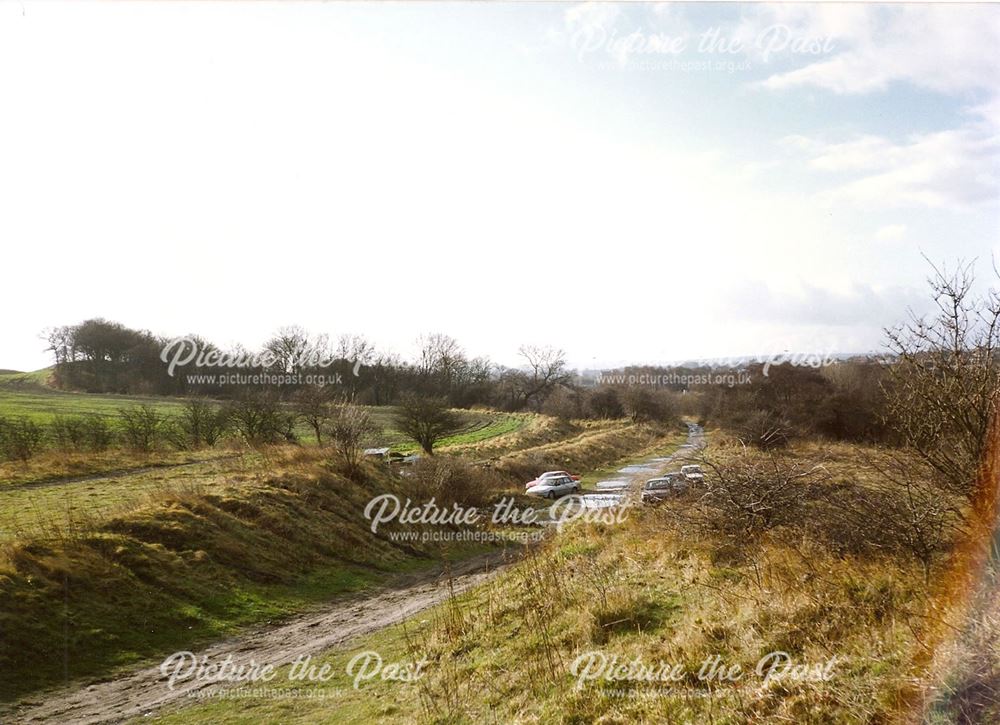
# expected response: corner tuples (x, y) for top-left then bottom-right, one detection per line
(757, 5), (1000, 95)
(781, 126), (1000, 210)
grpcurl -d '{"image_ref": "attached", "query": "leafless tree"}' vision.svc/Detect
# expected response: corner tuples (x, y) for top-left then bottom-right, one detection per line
(884, 259), (1000, 499)
(517, 345), (569, 411)
(326, 402), (380, 480)
(292, 385), (335, 445)
(263, 325), (312, 374)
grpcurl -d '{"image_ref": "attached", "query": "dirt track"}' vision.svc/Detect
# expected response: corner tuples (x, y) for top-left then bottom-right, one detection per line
(6, 552), (511, 724)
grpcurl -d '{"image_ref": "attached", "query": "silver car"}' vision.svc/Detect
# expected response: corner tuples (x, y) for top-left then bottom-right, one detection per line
(526, 475), (580, 499)
(680, 464), (704, 484)
(641, 474), (688, 503)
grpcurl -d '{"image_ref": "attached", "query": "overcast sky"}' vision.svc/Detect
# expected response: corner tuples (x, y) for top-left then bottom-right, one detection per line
(0, 2), (997, 372)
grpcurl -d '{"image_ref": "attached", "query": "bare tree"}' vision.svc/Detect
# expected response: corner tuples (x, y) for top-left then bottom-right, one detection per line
(884, 259), (1000, 499)
(393, 394), (461, 455)
(517, 345), (569, 411)
(263, 325), (312, 374)
(293, 385), (334, 445)
(326, 402), (380, 480)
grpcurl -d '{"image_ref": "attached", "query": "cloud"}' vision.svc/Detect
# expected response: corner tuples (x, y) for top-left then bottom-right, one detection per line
(756, 5), (1000, 95)
(720, 280), (928, 328)
(781, 126), (1000, 210)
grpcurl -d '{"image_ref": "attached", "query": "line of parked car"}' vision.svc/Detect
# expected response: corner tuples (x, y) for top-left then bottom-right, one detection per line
(640, 464), (704, 503)
(522, 464), (705, 503)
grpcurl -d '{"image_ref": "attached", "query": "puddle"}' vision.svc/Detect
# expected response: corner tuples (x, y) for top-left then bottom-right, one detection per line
(595, 479), (630, 490)
(617, 464), (659, 474)
(579, 493), (623, 508)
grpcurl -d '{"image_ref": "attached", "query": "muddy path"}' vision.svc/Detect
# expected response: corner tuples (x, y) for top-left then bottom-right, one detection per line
(5, 552), (513, 724)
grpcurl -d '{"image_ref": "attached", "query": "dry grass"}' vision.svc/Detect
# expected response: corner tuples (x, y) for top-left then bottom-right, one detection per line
(145, 435), (982, 724)
(386, 506), (929, 723)
(0, 449), (483, 702)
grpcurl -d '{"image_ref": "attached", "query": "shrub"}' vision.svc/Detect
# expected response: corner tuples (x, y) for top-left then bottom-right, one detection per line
(225, 392), (297, 446)
(407, 456), (499, 509)
(117, 405), (163, 452)
(688, 446), (827, 537)
(171, 399), (230, 449)
(325, 403), (380, 480)
(0, 416), (45, 461)
(49, 415), (89, 451)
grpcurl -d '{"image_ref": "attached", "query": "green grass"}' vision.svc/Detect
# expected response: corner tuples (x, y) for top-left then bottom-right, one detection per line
(0, 451), (501, 703)
(0, 387), (189, 423)
(393, 411), (528, 453)
(0, 452), (240, 543)
(0, 371), (526, 451)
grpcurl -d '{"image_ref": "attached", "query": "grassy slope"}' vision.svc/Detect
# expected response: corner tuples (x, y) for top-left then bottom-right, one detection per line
(152, 440), (936, 724)
(0, 449), (497, 702)
(0, 411), (677, 704)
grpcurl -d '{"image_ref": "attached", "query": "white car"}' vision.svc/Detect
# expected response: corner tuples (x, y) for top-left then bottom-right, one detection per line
(526, 475), (579, 499)
(524, 470), (580, 491)
(681, 464), (704, 484)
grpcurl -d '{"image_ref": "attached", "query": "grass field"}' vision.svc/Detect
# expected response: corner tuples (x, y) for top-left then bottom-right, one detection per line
(0, 444), (506, 701)
(0, 371), (698, 708)
(0, 369), (527, 450)
(148, 438), (940, 724)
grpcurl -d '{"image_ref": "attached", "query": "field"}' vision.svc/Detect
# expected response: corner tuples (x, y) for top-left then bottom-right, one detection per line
(5, 369), (986, 722)
(145, 437), (953, 724)
(0, 372), (522, 448)
(0, 386), (535, 545)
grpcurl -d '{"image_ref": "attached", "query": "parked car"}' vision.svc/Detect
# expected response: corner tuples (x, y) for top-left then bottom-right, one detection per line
(641, 474), (688, 503)
(680, 464), (704, 484)
(524, 470), (580, 490)
(526, 474), (580, 499)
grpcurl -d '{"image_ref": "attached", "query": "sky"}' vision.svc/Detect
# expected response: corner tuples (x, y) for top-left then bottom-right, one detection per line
(0, 2), (997, 372)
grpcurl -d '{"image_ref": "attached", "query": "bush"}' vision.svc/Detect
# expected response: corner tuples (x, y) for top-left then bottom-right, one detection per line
(407, 456), (500, 509)
(118, 405), (163, 452)
(49, 415), (89, 451)
(82, 415), (115, 451)
(687, 447), (827, 537)
(586, 386), (624, 419)
(325, 403), (379, 480)
(225, 392), (297, 446)
(0, 416), (45, 461)
(171, 399), (230, 449)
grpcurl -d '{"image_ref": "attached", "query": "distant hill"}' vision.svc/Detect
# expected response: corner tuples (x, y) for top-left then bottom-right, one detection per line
(0, 368), (55, 388)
